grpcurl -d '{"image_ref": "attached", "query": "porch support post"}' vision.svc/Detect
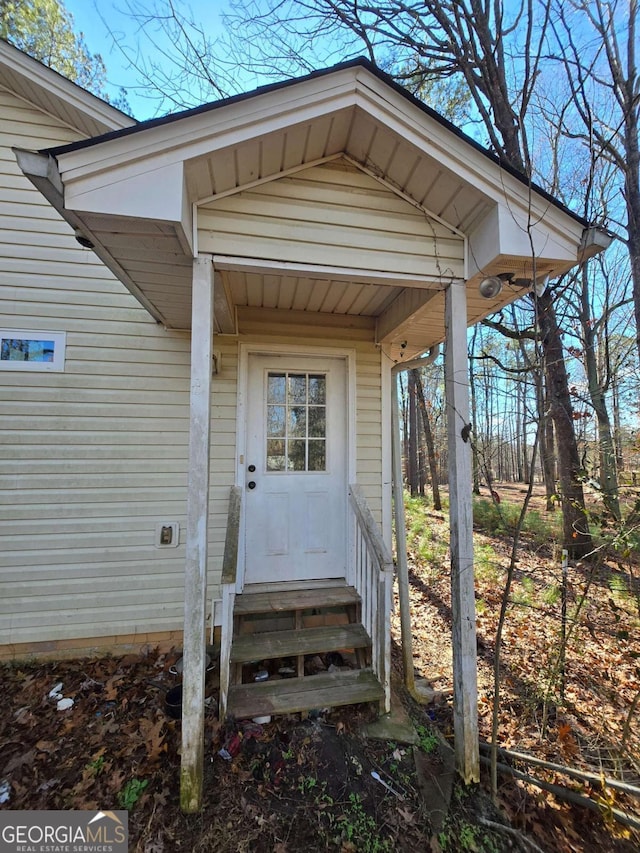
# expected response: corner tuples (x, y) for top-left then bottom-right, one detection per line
(180, 254), (214, 813)
(445, 279), (480, 784)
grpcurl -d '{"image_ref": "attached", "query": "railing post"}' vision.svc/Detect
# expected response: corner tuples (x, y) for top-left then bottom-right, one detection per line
(219, 486), (242, 721)
(348, 484), (393, 714)
(445, 279), (480, 784)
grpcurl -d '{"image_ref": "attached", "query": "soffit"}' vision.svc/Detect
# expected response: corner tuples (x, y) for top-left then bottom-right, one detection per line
(0, 40), (134, 137)
(185, 104), (492, 234)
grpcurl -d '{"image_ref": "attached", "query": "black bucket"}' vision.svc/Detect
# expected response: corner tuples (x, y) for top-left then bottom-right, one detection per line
(165, 684), (183, 719)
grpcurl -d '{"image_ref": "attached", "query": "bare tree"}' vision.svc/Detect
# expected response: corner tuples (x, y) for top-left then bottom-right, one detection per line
(407, 368), (419, 496)
(414, 368), (442, 509)
(550, 0), (640, 369)
(221, 0), (596, 554)
(536, 286), (592, 553)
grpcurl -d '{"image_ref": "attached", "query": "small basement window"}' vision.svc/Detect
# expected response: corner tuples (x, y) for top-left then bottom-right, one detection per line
(0, 329), (66, 372)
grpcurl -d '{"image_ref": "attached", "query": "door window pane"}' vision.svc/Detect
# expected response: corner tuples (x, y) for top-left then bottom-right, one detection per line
(267, 373), (286, 404)
(308, 407), (325, 437)
(288, 406), (307, 437)
(308, 375), (326, 404)
(288, 440), (307, 471)
(266, 439), (286, 470)
(288, 374), (307, 404)
(308, 441), (326, 471)
(265, 371), (327, 472)
(267, 405), (286, 437)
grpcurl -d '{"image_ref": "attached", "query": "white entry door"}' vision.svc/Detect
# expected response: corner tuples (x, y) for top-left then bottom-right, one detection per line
(244, 353), (348, 584)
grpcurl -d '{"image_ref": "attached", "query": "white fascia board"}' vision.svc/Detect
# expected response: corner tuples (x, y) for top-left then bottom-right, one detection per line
(62, 157), (183, 217)
(352, 73), (585, 242)
(53, 70), (362, 186)
(0, 40), (133, 133)
(497, 201), (581, 261)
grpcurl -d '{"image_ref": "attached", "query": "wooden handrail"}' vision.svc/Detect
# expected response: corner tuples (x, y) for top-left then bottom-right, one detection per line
(220, 485), (242, 721)
(348, 483), (392, 714)
(221, 485), (242, 585)
(348, 484), (393, 573)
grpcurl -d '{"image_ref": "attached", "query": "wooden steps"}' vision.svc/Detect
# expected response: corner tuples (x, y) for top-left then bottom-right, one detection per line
(233, 585), (360, 614)
(224, 583), (383, 719)
(227, 669), (383, 719)
(230, 623), (370, 663)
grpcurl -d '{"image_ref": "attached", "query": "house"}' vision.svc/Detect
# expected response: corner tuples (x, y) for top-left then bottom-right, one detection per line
(2, 39), (606, 808)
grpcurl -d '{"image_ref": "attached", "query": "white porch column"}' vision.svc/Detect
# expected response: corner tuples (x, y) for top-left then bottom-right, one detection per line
(445, 279), (480, 784)
(180, 254), (214, 813)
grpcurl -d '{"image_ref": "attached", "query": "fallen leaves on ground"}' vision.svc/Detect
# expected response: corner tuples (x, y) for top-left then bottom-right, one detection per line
(397, 482), (640, 853)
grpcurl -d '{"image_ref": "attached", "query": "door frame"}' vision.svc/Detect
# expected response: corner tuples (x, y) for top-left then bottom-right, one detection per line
(236, 342), (357, 592)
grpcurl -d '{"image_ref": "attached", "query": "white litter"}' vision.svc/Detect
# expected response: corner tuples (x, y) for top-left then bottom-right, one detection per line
(48, 682), (63, 699)
(370, 770), (403, 799)
(56, 697), (74, 711)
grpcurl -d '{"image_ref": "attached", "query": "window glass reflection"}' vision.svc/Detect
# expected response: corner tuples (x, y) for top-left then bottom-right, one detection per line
(266, 439), (286, 470)
(308, 375), (326, 404)
(308, 441), (326, 471)
(265, 372), (327, 472)
(267, 405), (286, 437)
(267, 373), (286, 404)
(287, 374), (307, 404)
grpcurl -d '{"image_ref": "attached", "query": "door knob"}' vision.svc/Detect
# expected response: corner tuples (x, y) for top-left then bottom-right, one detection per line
(248, 464), (256, 472)
(248, 481), (257, 490)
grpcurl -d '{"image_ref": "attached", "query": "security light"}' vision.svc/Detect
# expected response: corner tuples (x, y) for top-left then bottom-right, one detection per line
(478, 276), (504, 299)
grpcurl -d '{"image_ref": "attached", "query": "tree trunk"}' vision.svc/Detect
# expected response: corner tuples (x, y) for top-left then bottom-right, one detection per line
(541, 384), (557, 511)
(408, 368), (419, 496)
(579, 268), (621, 519)
(612, 375), (624, 473)
(623, 32), (640, 372)
(580, 269), (621, 521)
(470, 330), (481, 494)
(414, 368), (442, 510)
(536, 290), (591, 557)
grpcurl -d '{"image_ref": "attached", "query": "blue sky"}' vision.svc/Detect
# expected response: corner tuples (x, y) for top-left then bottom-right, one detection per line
(64, 0), (231, 119)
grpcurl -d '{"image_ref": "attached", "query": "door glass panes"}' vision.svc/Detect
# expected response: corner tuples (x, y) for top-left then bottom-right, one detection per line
(266, 372), (327, 471)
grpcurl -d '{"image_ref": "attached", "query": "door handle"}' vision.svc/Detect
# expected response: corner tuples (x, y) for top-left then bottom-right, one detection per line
(248, 464), (256, 472)
(247, 481), (257, 490)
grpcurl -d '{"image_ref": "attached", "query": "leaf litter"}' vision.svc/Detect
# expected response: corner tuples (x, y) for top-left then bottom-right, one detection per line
(1, 482), (639, 851)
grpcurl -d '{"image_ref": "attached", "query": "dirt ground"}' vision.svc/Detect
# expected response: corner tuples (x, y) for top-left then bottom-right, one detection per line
(0, 648), (503, 852)
(1, 483), (639, 852)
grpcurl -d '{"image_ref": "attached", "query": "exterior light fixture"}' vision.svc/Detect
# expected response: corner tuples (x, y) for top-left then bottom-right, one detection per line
(479, 275), (504, 299)
(479, 272), (518, 299)
(74, 228), (94, 249)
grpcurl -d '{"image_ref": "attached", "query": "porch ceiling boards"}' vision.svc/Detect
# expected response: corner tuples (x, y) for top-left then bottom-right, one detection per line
(220, 268), (400, 317)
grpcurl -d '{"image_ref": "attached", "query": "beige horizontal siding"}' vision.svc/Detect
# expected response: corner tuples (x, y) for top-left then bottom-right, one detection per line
(1, 89), (386, 653)
(0, 88), (238, 649)
(199, 159), (465, 280)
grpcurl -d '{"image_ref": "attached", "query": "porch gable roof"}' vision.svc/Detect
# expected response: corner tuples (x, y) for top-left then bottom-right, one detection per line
(15, 58), (608, 359)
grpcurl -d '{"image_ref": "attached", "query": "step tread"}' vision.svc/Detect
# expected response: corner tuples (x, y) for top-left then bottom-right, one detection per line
(231, 623), (370, 663)
(234, 585), (360, 615)
(227, 669), (383, 718)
